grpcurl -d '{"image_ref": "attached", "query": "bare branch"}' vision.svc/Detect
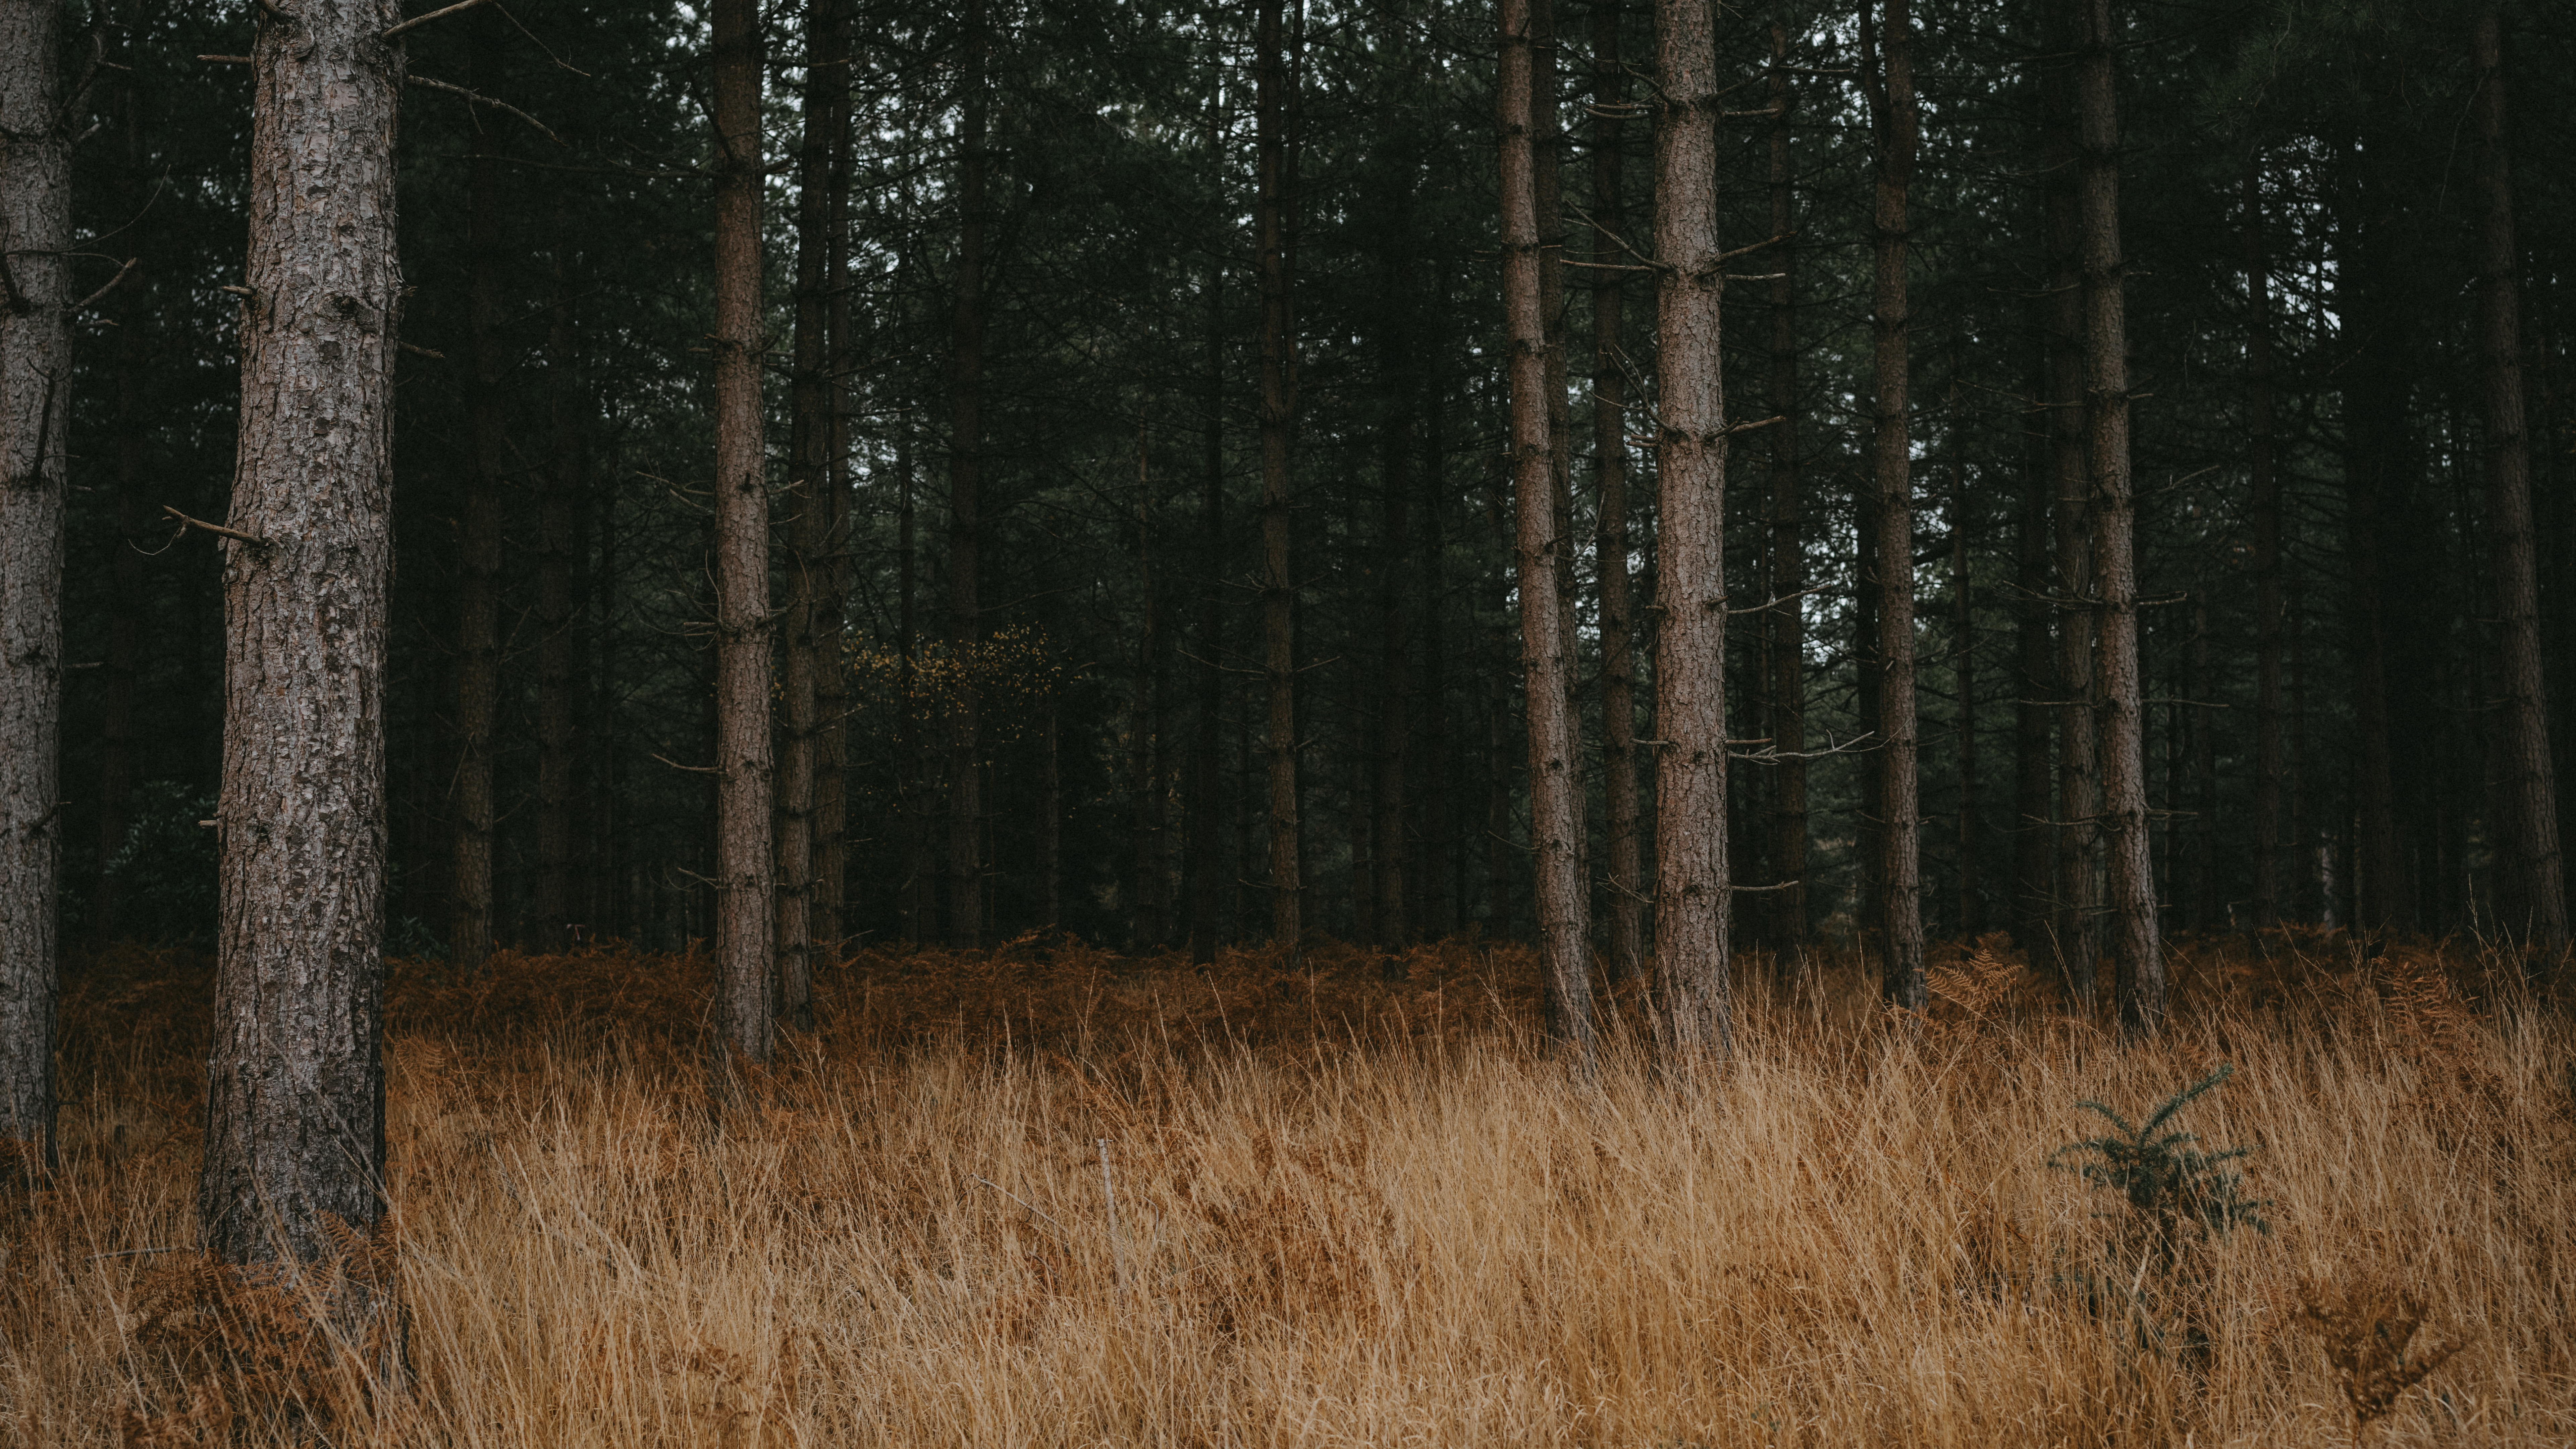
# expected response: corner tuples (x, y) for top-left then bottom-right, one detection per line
(381, 0), (497, 41)
(162, 504), (268, 550)
(406, 75), (564, 146)
(73, 257), (140, 313)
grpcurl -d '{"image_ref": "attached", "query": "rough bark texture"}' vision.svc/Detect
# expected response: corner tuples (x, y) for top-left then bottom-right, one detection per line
(198, 0), (402, 1300)
(778, 0), (846, 1028)
(0, 0), (68, 1168)
(96, 75), (145, 949)
(1765, 23), (1806, 956)
(1502, 0), (1592, 1056)
(2247, 157), (2282, 928)
(2043, 15), (2099, 1005)
(1866, 0), (1924, 1011)
(814, 22), (854, 964)
(1953, 451), (1979, 935)
(2474, 7), (2567, 954)
(1593, 0), (1642, 979)
(2014, 336), (2055, 952)
(710, 0), (774, 1061)
(1648, 0), (1729, 1060)
(2076, 0), (2162, 1033)
(1256, 0), (1301, 958)
(948, 0), (986, 950)
(451, 10), (505, 970)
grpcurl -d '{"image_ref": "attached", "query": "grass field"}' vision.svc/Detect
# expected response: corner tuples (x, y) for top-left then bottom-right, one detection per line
(8, 928), (2571, 1446)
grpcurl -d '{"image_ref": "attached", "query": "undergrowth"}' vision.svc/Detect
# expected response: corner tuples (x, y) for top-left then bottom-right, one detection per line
(4, 927), (2569, 1446)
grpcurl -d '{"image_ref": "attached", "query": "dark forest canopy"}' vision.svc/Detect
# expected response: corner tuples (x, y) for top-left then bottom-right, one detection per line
(32, 0), (2576, 986)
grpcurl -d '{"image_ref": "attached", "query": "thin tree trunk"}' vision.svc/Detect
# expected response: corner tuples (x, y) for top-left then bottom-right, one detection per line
(896, 431), (922, 942)
(538, 194), (584, 944)
(2044, 12), (2099, 1005)
(1504, 0), (1592, 1054)
(2015, 325), (2055, 953)
(2247, 156), (2283, 929)
(1375, 286), (1412, 948)
(1420, 324), (1456, 940)
(451, 9), (505, 971)
(1187, 189), (1227, 963)
(1866, 0), (1924, 1011)
(1486, 657), (1516, 931)
(2474, 6), (2567, 955)
(1131, 419), (1167, 947)
(1765, 22), (1806, 958)
(96, 73), (146, 950)
(1954, 448), (1979, 936)
(1043, 709), (1061, 927)
(2193, 592), (2215, 928)
(1534, 0), (1578, 811)
(775, 0), (843, 1029)
(1648, 0), (1728, 1060)
(199, 0), (401, 1325)
(2076, 0), (2161, 1033)
(948, 0), (987, 950)
(710, 0), (775, 1060)
(814, 0), (855, 962)
(1593, 0), (1643, 979)
(1257, 0), (1301, 958)
(0, 0), (69, 1168)
(2340, 145), (2409, 938)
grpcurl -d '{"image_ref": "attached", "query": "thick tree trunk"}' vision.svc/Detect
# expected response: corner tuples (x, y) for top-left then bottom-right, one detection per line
(710, 0), (775, 1060)
(537, 196), (584, 943)
(1593, 1), (1642, 979)
(1764, 22), (1806, 957)
(198, 0), (402, 1319)
(1648, 0), (1729, 1059)
(1503, 0), (1592, 1055)
(2474, 7), (2567, 955)
(2247, 157), (2283, 929)
(948, 0), (987, 950)
(0, 0), (69, 1168)
(2043, 16), (2099, 1006)
(1256, 0), (1301, 958)
(1867, 0), (1924, 1011)
(451, 10), (505, 970)
(2076, 0), (2161, 1033)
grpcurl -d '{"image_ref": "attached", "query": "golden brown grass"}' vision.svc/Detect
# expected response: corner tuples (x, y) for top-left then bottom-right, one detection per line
(8, 929), (2572, 1446)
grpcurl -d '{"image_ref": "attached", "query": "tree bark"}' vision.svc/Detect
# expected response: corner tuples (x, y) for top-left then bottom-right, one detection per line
(1374, 271), (1412, 948)
(814, 0), (855, 962)
(897, 434), (923, 941)
(948, 0), (987, 950)
(450, 9), (505, 970)
(1503, 0), (1592, 1055)
(710, 0), (775, 1061)
(778, 0), (846, 1027)
(1419, 317), (1455, 940)
(2013, 333), (2055, 953)
(1764, 22), (1806, 958)
(0, 0), (69, 1169)
(2246, 156), (2283, 929)
(1866, 0), (1924, 1011)
(1953, 447), (1979, 936)
(1591, 1), (1642, 979)
(2474, 6), (2567, 955)
(1256, 0), (1301, 959)
(96, 69), (146, 950)
(1648, 0), (1728, 1060)
(198, 0), (402, 1319)
(1186, 187), (1227, 963)
(1130, 420), (1169, 947)
(2338, 134), (2409, 938)
(2075, 0), (2161, 1033)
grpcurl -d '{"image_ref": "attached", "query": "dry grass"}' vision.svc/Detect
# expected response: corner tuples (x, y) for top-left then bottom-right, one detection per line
(7, 929), (2572, 1446)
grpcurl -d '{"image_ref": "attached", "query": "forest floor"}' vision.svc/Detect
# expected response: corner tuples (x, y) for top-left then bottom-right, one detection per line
(9, 927), (2573, 1446)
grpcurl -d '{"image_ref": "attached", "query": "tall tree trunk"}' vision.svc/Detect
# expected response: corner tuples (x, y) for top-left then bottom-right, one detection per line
(2043, 14), (2099, 1005)
(1187, 201), (1227, 963)
(96, 72), (145, 950)
(814, 0), (855, 962)
(0, 0), (69, 1168)
(1256, 0), (1301, 958)
(1485, 653), (1516, 931)
(897, 434), (922, 941)
(2247, 157), (2283, 929)
(710, 0), (775, 1060)
(1504, 0), (1592, 1054)
(1866, 0), (1923, 1011)
(2192, 592), (2215, 928)
(2474, 6), (2567, 955)
(1764, 22), (1806, 957)
(538, 196), (585, 944)
(1648, 0), (1728, 1059)
(451, 10), (505, 971)
(1593, 0), (1642, 979)
(1131, 420), (1168, 947)
(2339, 148), (2409, 938)
(2076, 0), (2161, 1033)
(1419, 323), (1456, 940)
(2013, 341), (2055, 953)
(948, 0), (987, 950)
(199, 0), (401, 1322)
(1954, 448), (1980, 935)
(1375, 279), (1412, 948)
(777, 0), (844, 1029)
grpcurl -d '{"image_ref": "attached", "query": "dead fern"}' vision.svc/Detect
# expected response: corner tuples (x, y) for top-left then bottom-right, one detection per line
(2293, 1273), (2474, 1444)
